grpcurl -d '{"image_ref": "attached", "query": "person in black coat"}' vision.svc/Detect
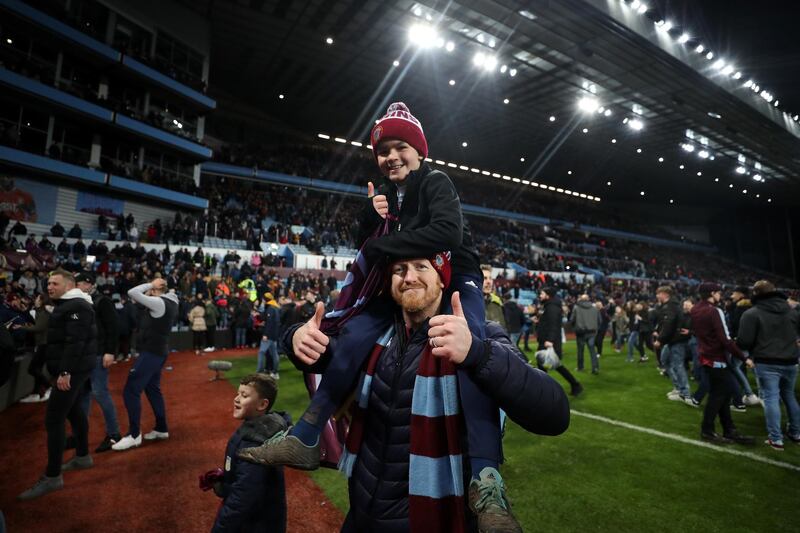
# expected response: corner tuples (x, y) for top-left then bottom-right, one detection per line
(116, 294), (137, 360)
(19, 269), (97, 501)
(75, 272), (121, 452)
(212, 374), (288, 533)
(536, 287), (583, 396)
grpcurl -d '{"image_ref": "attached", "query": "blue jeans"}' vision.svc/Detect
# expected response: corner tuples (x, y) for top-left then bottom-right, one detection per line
(627, 331), (640, 361)
(755, 363), (800, 443)
(79, 355), (120, 436)
(122, 350), (168, 438)
(257, 338), (279, 373)
(510, 332), (522, 347)
(665, 342), (690, 397)
(235, 327), (247, 347)
(728, 355), (754, 397)
(576, 332), (599, 372)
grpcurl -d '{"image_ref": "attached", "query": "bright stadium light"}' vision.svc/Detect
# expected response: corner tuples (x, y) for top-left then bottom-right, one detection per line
(408, 23), (439, 48)
(473, 52), (486, 67)
(637, 3), (648, 14)
(445, 41), (455, 52)
(678, 33), (690, 44)
(735, 166), (746, 174)
(509, 68), (517, 77)
(695, 44), (705, 53)
(698, 150), (709, 159)
(721, 65), (734, 76)
(706, 51), (714, 60)
(752, 174), (762, 182)
(712, 59), (725, 70)
(604, 109), (612, 117)
(733, 71), (742, 79)
(628, 118), (644, 131)
(578, 96), (600, 113)
(449, 79), (456, 86)
(681, 143), (695, 152)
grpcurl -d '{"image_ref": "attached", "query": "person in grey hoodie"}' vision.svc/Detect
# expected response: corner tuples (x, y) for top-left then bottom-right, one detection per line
(570, 294), (601, 374)
(737, 280), (800, 450)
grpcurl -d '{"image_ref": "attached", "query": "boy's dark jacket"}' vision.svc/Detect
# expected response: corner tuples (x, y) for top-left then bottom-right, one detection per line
(212, 412), (291, 533)
(358, 163), (481, 277)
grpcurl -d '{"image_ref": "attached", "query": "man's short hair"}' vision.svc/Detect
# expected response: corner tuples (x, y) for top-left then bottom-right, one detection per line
(240, 373), (278, 407)
(656, 285), (673, 296)
(480, 264), (492, 273)
(49, 268), (75, 285)
(752, 280), (776, 297)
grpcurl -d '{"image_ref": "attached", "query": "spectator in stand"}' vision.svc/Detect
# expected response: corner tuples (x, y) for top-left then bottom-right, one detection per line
(188, 294), (207, 355)
(19, 269), (38, 297)
(16, 294), (52, 403)
(653, 286), (693, 405)
(203, 296), (219, 352)
(570, 294), (601, 375)
(737, 280), (800, 451)
(257, 293), (281, 378)
(73, 238), (86, 257)
(690, 282), (755, 445)
(537, 287), (583, 396)
(50, 222), (64, 237)
(67, 224), (82, 239)
(8, 219), (27, 237)
(482, 266), (505, 328)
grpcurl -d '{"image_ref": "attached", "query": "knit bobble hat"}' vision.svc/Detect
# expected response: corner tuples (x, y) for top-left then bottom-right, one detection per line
(370, 102), (428, 159)
(429, 252), (452, 290)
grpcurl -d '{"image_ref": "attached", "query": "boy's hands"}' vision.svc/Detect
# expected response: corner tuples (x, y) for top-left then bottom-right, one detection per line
(368, 182), (388, 219)
(292, 302), (329, 365)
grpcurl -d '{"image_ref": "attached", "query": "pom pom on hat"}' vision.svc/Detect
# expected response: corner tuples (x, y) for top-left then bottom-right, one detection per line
(370, 102), (428, 158)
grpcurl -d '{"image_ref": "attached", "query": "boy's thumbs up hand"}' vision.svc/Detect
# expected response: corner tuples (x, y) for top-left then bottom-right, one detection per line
(292, 302), (330, 365)
(368, 181), (389, 219)
(428, 292), (472, 364)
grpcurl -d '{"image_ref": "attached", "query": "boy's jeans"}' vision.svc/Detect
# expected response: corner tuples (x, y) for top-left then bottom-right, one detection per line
(627, 331), (640, 362)
(79, 355), (120, 436)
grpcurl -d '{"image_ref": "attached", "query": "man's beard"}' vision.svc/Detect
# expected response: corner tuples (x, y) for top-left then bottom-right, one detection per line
(394, 284), (439, 314)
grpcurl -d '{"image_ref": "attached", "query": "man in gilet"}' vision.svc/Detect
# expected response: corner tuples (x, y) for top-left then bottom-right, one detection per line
(113, 277), (179, 451)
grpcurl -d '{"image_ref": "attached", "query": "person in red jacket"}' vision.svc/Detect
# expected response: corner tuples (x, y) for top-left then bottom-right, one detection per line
(689, 282), (755, 445)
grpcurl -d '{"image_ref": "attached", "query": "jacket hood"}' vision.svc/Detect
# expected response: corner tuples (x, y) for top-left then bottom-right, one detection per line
(162, 291), (180, 305)
(576, 300), (594, 310)
(752, 292), (791, 315)
(240, 411), (290, 442)
(59, 288), (93, 304)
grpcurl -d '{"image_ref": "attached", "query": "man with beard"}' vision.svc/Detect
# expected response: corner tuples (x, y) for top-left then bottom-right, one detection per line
(18, 270), (96, 500)
(243, 254), (569, 532)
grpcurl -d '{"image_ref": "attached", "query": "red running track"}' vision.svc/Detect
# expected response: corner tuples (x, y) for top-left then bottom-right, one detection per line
(0, 349), (344, 533)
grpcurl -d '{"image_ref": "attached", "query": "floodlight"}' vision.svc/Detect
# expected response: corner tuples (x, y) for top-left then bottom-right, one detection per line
(628, 118), (644, 131)
(578, 96), (600, 113)
(408, 23), (439, 48)
(735, 166), (746, 174)
(678, 33), (690, 44)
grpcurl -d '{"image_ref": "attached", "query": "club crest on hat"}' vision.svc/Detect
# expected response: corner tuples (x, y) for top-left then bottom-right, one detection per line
(372, 125), (383, 143)
(434, 254), (444, 267)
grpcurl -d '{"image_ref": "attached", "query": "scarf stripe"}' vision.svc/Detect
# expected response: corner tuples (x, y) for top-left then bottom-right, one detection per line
(410, 375), (459, 417)
(409, 415), (463, 457)
(408, 454), (464, 497)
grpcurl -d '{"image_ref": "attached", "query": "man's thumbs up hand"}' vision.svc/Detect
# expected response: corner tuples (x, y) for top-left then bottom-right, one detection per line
(292, 301), (330, 365)
(428, 292), (473, 364)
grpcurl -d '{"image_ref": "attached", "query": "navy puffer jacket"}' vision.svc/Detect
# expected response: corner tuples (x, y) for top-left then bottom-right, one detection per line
(284, 319), (570, 532)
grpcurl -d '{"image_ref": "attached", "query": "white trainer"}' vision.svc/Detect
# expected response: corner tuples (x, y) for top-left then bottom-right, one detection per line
(112, 434), (143, 451)
(743, 394), (761, 406)
(203, 346), (216, 352)
(19, 390), (50, 403)
(143, 430), (170, 441)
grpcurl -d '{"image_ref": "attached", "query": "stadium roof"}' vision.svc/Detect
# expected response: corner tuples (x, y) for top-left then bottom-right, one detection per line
(183, 0), (800, 209)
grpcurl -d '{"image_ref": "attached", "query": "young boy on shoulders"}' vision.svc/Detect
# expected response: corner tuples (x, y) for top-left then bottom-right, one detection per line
(212, 374), (289, 533)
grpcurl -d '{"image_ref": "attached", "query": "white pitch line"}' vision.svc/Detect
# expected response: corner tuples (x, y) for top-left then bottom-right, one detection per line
(571, 409), (800, 473)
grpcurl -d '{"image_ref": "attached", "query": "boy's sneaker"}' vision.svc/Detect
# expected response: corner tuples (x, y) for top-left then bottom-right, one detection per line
(112, 434), (142, 451)
(730, 403), (747, 413)
(18, 475), (63, 500)
(203, 346), (216, 352)
(666, 391), (682, 401)
(639, 356), (649, 363)
(62, 454), (94, 472)
(238, 429), (320, 470)
(682, 396), (698, 407)
(95, 434), (121, 453)
(764, 439), (784, 451)
(468, 467), (522, 533)
(19, 389), (50, 403)
(688, 397), (701, 407)
(143, 430), (170, 441)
